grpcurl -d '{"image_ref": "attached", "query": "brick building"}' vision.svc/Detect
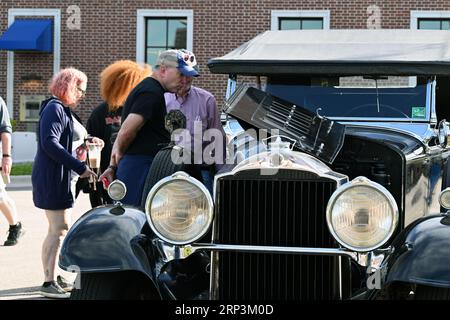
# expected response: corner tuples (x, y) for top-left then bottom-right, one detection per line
(1, 0), (450, 133)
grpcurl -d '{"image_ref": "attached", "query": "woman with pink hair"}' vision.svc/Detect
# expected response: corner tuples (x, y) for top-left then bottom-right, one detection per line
(32, 67), (103, 298)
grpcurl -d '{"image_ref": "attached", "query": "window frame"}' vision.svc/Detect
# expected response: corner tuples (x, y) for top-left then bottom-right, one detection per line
(411, 10), (450, 29)
(410, 11), (450, 87)
(271, 10), (330, 31)
(136, 10), (193, 64)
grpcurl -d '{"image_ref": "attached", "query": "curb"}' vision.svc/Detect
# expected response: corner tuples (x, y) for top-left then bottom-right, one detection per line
(6, 175), (32, 190)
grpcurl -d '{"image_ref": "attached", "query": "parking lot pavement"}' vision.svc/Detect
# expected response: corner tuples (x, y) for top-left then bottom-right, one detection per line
(0, 188), (92, 300)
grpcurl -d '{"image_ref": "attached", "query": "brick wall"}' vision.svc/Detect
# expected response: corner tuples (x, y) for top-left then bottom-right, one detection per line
(1, 0), (450, 128)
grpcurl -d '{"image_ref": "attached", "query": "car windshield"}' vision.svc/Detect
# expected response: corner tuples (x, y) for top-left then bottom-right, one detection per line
(265, 77), (431, 122)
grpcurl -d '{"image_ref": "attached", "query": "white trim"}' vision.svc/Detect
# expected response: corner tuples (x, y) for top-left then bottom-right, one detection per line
(6, 8), (61, 117)
(410, 10), (450, 29)
(136, 9), (194, 64)
(409, 11), (450, 87)
(271, 10), (330, 31)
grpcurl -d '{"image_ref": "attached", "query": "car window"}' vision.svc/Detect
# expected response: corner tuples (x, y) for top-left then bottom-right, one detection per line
(266, 78), (430, 122)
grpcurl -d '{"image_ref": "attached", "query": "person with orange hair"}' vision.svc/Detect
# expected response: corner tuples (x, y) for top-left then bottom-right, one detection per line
(32, 67), (102, 298)
(85, 60), (151, 206)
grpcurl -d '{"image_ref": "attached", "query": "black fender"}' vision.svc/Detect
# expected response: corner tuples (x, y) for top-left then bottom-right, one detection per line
(385, 214), (450, 288)
(59, 205), (159, 287)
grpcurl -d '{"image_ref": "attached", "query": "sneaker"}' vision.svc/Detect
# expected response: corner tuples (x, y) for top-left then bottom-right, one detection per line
(40, 281), (70, 299)
(57, 275), (74, 292)
(3, 222), (25, 246)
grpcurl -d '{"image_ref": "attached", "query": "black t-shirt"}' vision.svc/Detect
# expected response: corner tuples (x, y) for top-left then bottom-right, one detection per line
(121, 77), (170, 156)
(86, 102), (122, 173)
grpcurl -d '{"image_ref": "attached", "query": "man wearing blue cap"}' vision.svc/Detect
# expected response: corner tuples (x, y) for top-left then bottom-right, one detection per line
(165, 49), (226, 195)
(100, 49), (198, 206)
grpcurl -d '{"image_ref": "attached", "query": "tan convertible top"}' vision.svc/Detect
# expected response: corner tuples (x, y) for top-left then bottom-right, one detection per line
(208, 29), (450, 76)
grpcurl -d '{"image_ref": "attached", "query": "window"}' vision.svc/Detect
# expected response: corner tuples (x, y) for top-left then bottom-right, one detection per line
(418, 19), (450, 30)
(136, 10), (193, 65)
(271, 10), (330, 31)
(411, 11), (450, 29)
(145, 17), (187, 66)
(279, 18), (323, 30)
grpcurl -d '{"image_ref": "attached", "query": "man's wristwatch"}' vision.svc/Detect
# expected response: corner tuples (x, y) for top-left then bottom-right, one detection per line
(2, 154), (11, 158)
(108, 165), (118, 173)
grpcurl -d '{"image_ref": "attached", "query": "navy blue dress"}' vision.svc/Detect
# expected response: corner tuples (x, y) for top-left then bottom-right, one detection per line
(32, 98), (87, 210)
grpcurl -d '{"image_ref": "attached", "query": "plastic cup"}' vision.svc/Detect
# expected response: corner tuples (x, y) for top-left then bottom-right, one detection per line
(87, 143), (101, 169)
(1, 172), (10, 184)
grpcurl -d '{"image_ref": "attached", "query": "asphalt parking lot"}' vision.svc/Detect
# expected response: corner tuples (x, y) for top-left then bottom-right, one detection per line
(0, 184), (91, 300)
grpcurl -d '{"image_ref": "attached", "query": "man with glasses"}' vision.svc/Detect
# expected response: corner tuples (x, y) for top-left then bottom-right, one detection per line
(165, 49), (226, 195)
(100, 49), (198, 206)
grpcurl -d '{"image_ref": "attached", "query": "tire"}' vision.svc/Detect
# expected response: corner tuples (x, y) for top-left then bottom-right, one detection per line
(140, 146), (202, 209)
(414, 285), (450, 300)
(70, 272), (159, 300)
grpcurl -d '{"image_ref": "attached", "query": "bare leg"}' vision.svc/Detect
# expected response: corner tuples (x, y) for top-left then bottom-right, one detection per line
(0, 195), (18, 226)
(41, 209), (71, 282)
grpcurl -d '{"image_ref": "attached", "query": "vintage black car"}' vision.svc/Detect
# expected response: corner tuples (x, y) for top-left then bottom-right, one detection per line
(60, 29), (450, 300)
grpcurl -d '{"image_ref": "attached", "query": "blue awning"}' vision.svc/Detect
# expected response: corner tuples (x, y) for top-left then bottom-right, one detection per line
(0, 19), (53, 52)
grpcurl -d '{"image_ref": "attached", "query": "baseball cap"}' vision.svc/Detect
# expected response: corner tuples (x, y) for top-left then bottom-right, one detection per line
(156, 49), (199, 77)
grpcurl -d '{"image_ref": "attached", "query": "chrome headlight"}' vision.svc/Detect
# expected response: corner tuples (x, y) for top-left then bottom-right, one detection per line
(326, 176), (399, 252)
(145, 171), (213, 245)
(439, 187), (450, 210)
(107, 180), (127, 201)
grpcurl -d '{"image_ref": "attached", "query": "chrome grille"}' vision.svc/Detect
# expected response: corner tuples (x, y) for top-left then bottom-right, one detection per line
(213, 170), (343, 300)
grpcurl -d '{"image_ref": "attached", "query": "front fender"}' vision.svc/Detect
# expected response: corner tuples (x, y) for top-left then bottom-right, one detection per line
(59, 205), (153, 278)
(385, 214), (450, 288)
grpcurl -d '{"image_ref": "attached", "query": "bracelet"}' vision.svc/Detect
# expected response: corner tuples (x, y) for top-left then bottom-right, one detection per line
(108, 165), (118, 172)
(2, 154), (11, 158)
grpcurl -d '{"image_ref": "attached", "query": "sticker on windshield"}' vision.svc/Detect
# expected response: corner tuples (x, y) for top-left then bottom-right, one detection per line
(411, 107), (426, 119)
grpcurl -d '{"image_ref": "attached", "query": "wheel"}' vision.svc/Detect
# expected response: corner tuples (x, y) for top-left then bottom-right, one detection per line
(414, 285), (450, 300)
(140, 146), (202, 209)
(70, 272), (159, 300)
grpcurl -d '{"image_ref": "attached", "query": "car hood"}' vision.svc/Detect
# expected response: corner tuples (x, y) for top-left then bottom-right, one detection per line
(343, 124), (427, 156)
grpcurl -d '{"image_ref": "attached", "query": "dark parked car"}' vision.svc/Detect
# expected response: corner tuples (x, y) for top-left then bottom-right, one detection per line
(60, 29), (450, 300)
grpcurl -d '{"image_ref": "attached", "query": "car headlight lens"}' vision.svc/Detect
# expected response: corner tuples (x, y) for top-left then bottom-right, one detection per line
(107, 180), (127, 201)
(326, 176), (398, 252)
(145, 172), (213, 245)
(439, 187), (450, 209)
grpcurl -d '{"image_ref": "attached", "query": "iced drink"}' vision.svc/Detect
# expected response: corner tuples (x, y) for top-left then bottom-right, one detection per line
(88, 143), (101, 169)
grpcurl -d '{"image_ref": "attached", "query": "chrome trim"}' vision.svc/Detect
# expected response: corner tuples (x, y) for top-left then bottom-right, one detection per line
(185, 243), (358, 261)
(190, 242), (359, 299)
(426, 77), (431, 122)
(144, 171), (214, 246)
(430, 78), (437, 125)
(439, 187), (450, 210)
(210, 251), (219, 300)
(107, 179), (127, 202)
(61, 266), (122, 273)
(338, 256), (342, 300)
(215, 150), (347, 196)
(212, 150), (347, 300)
(326, 176), (399, 252)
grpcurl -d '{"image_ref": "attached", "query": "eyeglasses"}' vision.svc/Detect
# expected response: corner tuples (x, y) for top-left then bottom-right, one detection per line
(77, 87), (86, 96)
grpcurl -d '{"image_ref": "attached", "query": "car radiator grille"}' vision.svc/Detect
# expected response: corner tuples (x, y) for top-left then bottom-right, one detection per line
(214, 170), (342, 300)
